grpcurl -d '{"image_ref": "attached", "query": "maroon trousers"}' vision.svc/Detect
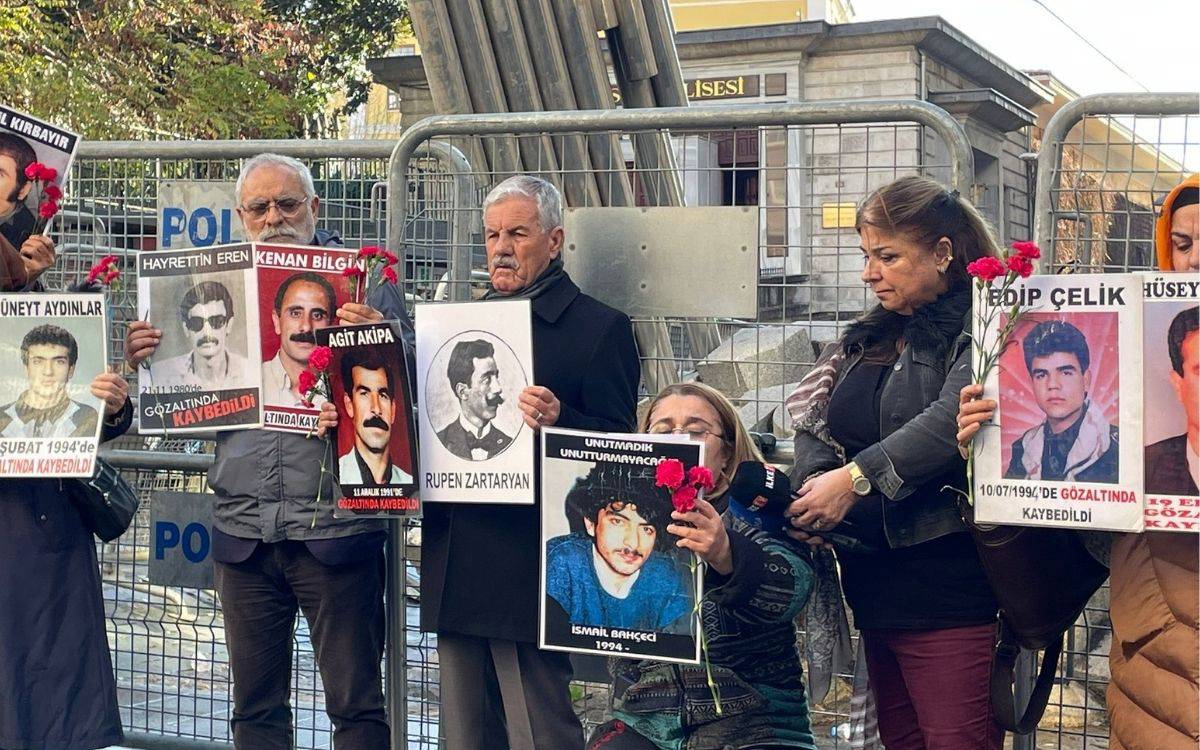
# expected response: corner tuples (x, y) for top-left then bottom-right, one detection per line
(861, 623), (1005, 750)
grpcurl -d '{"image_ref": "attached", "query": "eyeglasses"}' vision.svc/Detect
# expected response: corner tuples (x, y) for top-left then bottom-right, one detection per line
(184, 314), (230, 332)
(240, 197), (307, 219)
(648, 426), (726, 442)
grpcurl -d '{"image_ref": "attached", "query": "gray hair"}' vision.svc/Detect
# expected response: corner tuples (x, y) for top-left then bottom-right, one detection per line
(235, 153), (317, 204)
(481, 175), (563, 231)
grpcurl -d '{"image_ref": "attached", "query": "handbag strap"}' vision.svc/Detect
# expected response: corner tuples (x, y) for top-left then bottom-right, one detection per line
(990, 621), (1062, 735)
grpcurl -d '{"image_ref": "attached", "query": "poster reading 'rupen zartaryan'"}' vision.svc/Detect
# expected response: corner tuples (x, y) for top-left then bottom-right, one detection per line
(138, 244), (262, 433)
(539, 428), (702, 664)
(0, 293), (106, 477)
(974, 273), (1144, 532)
(416, 300), (534, 504)
(256, 243), (357, 433)
(0, 106), (79, 252)
(317, 321), (420, 518)
(1142, 273), (1199, 532)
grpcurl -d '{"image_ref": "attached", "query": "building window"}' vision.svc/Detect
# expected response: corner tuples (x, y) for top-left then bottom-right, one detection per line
(387, 90), (402, 112)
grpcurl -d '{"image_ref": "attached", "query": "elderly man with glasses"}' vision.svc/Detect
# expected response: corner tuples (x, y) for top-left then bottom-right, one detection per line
(125, 153), (413, 750)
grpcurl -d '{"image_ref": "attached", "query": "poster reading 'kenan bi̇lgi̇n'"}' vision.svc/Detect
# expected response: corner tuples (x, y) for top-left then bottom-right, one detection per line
(0, 293), (106, 477)
(974, 273), (1144, 532)
(1141, 272), (1199, 532)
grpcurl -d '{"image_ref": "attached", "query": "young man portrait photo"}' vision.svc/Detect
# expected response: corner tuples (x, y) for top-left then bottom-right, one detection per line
(337, 347), (413, 487)
(436, 338), (514, 461)
(0, 324), (98, 438)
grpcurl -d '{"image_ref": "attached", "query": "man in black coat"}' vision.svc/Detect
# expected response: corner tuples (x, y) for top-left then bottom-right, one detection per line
(1145, 306), (1199, 496)
(421, 175), (641, 749)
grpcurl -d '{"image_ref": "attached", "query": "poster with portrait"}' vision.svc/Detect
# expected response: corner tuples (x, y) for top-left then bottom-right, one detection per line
(137, 243), (262, 433)
(415, 300), (534, 504)
(316, 321), (419, 518)
(256, 243), (357, 433)
(539, 428), (702, 663)
(1141, 273), (1199, 532)
(0, 293), (106, 477)
(0, 106), (79, 256)
(974, 273), (1144, 531)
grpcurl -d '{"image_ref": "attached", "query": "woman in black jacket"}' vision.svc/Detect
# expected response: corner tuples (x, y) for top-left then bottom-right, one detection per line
(0, 237), (133, 750)
(785, 175), (1003, 750)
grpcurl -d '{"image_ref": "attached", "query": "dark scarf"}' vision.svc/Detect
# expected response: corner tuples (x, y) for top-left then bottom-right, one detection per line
(842, 286), (972, 361)
(481, 255), (567, 301)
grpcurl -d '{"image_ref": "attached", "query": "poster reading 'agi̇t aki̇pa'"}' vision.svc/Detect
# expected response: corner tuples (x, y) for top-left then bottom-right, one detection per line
(256, 242), (357, 434)
(0, 293), (106, 477)
(0, 106), (78, 259)
(1141, 272), (1199, 532)
(316, 321), (420, 518)
(974, 273), (1144, 532)
(539, 427), (703, 664)
(137, 243), (262, 433)
(415, 299), (535, 504)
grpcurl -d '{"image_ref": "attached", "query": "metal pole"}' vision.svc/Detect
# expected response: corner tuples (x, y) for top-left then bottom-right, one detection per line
(121, 732), (232, 750)
(1032, 92), (1200, 260)
(79, 140), (397, 160)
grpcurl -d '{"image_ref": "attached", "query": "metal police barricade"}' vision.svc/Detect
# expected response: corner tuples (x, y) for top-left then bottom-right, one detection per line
(387, 99), (975, 748)
(1025, 91), (1199, 749)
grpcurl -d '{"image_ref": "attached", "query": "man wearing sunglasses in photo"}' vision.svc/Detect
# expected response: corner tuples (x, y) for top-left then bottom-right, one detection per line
(151, 279), (253, 390)
(125, 153), (414, 750)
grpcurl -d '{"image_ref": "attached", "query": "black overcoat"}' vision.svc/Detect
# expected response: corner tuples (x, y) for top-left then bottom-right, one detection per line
(420, 274), (641, 642)
(1, 402), (131, 750)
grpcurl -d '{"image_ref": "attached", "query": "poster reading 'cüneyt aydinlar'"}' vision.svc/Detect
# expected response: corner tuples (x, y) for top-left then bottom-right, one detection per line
(974, 273), (1144, 532)
(1141, 273), (1199, 532)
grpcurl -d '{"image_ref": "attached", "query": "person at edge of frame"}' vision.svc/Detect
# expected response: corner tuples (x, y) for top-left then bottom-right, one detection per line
(959, 173), (1200, 750)
(123, 153), (414, 750)
(414, 174), (640, 749)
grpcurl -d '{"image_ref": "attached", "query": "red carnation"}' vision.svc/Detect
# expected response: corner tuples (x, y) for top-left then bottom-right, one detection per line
(308, 346), (333, 372)
(1011, 241), (1041, 260)
(687, 465), (715, 492)
(381, 249), (399, 265)
(297, 369), (317, 395)
(103, 267), (120, 284)
(966, 256), (1006, 283)
(655, 458), (685, 490)
(24, 163), (45, 181)
(38, 201), (58, 219)
(1005, 254), (1034, 279)
(672, 485), (698, 513)
(357, 245), (381, 259)
(342, 265), (365, 278)
(43, 184), (63, 201)
(381, 265), (398, 284)
(39, 166), (57, 182)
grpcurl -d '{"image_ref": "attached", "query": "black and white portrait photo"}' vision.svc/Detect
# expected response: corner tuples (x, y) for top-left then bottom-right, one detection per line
(150, 276), (254, 391)
(0, 323), (99, 439)
(434, 337), (520, 461)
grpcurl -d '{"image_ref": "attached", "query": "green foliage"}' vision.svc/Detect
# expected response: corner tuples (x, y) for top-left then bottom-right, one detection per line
(0, 0), (407, 139)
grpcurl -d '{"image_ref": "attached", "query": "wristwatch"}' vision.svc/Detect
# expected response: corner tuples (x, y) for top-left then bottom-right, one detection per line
(847, 462), (872, 496)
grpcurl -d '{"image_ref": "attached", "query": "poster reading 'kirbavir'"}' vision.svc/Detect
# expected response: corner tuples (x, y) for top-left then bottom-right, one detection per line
(539, 428), (702, 664)
(0, 293), (106, 478)
(316, 321), (420, 518)
(974, 273), (1145, 532)
(0, 105), (79, 254)
(1142, 273), (1199, 532)
(256, 243), (357, 433)
(137, 244), (262, 433)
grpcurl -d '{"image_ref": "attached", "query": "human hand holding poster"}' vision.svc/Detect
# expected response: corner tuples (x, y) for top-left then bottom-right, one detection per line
(416, 300), (534, 503)
(1142, 272), (1199, 532)
(0, 106), (79, 289)
(539, 427), (702, 664)
(316, 321), (419, 517)
(257, 243), (357, 433)
(0, 293), (106, 477)
(974, 273), (1144, 531)
(137, 243), (262, 433)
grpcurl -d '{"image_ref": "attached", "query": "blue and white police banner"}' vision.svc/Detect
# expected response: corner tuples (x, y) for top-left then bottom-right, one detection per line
(415, 300), (535, 503)
(974, 273), (1144, 531)
(538, 427), (702, 664)
(149, 491), (215, 589)
(137, 243), (263, 433)
(1141, 272), (1199, 532)
(0, 293), (106, 477)
(156, 181), (244, 250)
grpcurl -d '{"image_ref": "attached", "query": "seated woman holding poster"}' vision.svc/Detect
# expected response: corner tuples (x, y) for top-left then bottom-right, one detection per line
(585, 382), (817, 750)
(785, 175), (1003, 749)
(0, 240), (135, 750)
(959, 173), (1199, 749)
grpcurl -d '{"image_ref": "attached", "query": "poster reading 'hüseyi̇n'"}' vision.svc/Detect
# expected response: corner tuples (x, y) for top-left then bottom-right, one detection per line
(974, 273), (1144, 532)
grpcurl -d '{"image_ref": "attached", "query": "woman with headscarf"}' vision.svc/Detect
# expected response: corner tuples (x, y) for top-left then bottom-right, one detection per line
(957, 173), (1199, 749)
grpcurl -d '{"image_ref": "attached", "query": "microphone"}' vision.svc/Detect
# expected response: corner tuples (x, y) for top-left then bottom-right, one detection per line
(726, 460), (879, 553)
